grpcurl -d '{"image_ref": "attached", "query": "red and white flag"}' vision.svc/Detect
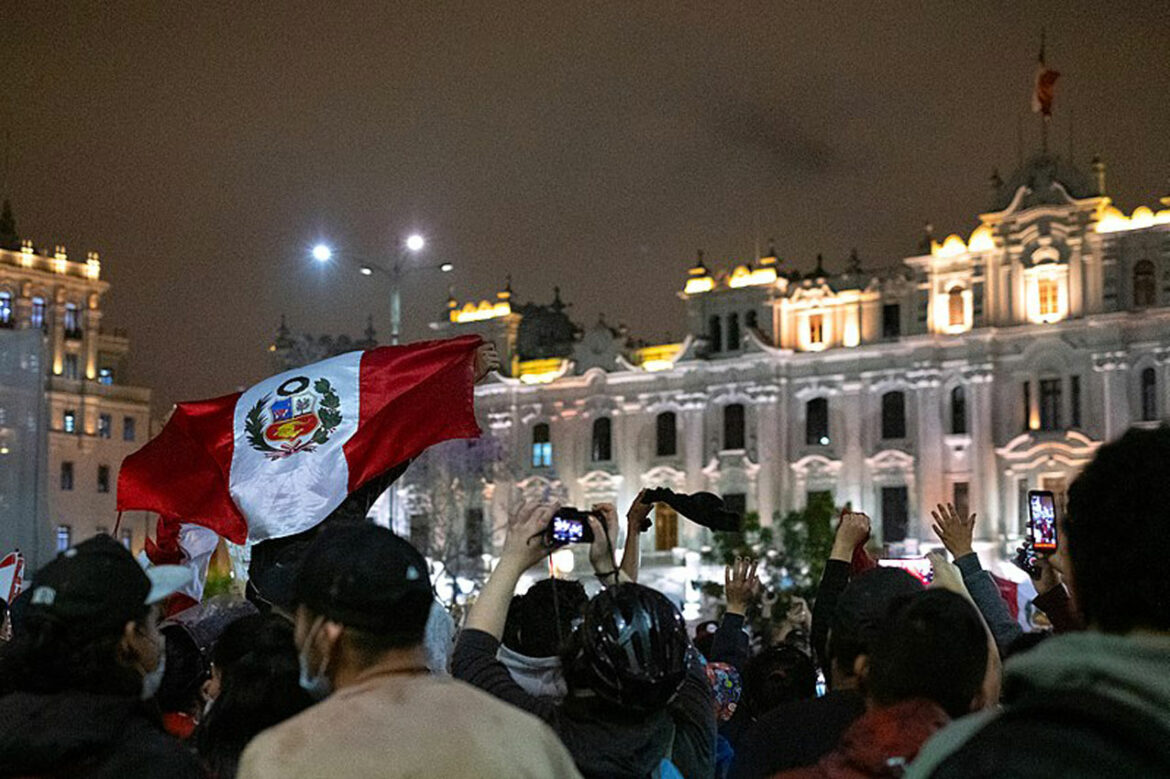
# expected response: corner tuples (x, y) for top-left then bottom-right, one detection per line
(0, 551), (24, 604)
(1031, 37), (1060, 117)
(118, 335), (483, 545)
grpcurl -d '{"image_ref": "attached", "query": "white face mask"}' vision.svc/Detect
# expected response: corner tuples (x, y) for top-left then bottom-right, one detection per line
(141, 636), (167, 701)
(297, 616), (333, 702)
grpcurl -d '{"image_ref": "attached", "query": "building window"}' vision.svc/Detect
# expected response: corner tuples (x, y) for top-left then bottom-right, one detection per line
(654, 504), (679, 550)
(1038, 278), (1059, 318)
(948, 286), (965, 327)
(63, 353), (79, 380)
(98, 413), (112, 439)
(806, 397), (829, 446)
(31, 297), (46, 330)
(723, 404), (745, 450)
(0, 292), (11, 328)
(123, 416), (136, 441)
(882, 304), (900, 339)
(1039, 378), (1062, 431)
(745, 309), (758, 331)
(1141, 367), (1158, 421)
(64, 303), (82, 339)
(708, 315), (723, 353)
(808, 313), (825, 345)
(531, 423), (552, 468)
(120, 529), (133, 549)
(60, 461), (74, 491)
(63, 410), (76, 434)
(950, 386), (967, 435)
(591, 417), (612, 462)
(1070, 375), (1081, 428)
(881, 486), (909, 543)
(56, 525), (72, 553)
(656, 411), (677, 457)
(953, 481), (970, 521)
(465, 508), (484, 558)
(99, 367), (114, 386)
(97, 465), (110, 493)
(1022, 381), (1031, 431)
(881, 391), (907, 440)
(727, 313), (741, 351)
(1134, 260), (1156, 308)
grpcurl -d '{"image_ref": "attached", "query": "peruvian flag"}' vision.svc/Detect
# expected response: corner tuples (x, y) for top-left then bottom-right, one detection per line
(0, 551), (24, 604)
(118, 335), (483, 546)
(1031, 37), (1060, 117)
(991, 572), (1039, 631)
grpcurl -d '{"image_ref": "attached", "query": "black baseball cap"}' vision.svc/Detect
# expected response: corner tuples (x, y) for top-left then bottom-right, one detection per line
(292, 523), (433, 638)
(26, 534), (191, 639)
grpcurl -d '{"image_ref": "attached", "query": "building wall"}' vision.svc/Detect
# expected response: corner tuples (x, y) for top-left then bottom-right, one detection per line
(0, 243), (154, 556)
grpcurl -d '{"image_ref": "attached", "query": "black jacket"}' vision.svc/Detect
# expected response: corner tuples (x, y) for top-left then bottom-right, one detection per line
(453, 628), (716, 779)
(728, 689), (866, 779)
(0, 690), (204, 779)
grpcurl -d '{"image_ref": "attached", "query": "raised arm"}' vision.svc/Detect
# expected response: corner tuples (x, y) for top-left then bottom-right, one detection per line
(618, 489), (652, 583)
(812, 511), (870, 673)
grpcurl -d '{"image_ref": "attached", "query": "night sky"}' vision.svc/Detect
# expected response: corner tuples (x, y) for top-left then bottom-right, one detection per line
(4, 2), (1169, 410)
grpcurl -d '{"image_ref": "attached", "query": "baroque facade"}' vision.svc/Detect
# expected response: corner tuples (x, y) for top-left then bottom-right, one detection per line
(0, 203), (154, 563)
(417, 154), (1170, 562)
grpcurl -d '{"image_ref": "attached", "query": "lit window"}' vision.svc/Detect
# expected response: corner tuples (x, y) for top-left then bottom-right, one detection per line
(656, 412), (677, 457)
(64, 303), (82, 338)
(591, 418), (612, 462)
(123, 416), (136, 441)
(808, 314), (824, 345)
(97, 465), (110, 493)
(98, 413), (111, 439)
(63, 410), (76, 433)
(60, 461), (74, 491)
(1038, 278), (1059, 318)
(531, 423), (552, 468)
(723, 404), (745, 450)
(56, 525), (72, 552)
(948, 287), (965, 327)
(99, 368), (114, 386)
(30, 297), (46, 330)
(0, 292), (11, 328)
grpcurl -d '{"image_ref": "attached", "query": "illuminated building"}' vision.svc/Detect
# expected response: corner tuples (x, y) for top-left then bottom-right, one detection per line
(407, 153), (1170, 567)
(0, 203), (153, 564)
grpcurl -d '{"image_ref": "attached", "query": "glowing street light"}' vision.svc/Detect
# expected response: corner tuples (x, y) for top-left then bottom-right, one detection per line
(312, 244), (333, 263)
(405, 234), (426, 252)
(440, 262), (454, 273)
(359, 265), (374, 276)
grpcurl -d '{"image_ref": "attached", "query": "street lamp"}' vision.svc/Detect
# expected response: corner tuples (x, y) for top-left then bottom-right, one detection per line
(405, 234), (426, 253)
(312, 244), (333, 263)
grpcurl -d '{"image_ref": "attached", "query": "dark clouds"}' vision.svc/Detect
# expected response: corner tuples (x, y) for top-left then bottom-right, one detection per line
(2, 1), (1168, 409)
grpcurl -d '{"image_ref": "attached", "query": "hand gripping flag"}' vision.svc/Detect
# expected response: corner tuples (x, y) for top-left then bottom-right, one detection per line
(118, 335), (483, 545)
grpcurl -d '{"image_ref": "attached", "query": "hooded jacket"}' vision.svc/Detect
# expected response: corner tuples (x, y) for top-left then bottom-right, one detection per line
(906, 631), (1170, 777)
(774, 699), (950, 779)
(0, 690), (204, 779)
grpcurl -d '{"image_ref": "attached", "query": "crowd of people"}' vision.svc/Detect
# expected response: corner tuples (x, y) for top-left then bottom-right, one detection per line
(1, 425), (1169, 778)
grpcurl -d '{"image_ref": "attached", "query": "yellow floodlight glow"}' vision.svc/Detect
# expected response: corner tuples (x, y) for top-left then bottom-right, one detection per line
(85, 252), (101, 280)
(1096, 204), (1170, 234)
(451, 299), (512, 323)
(684, 276), (715, 294)
(517, 358), (568, 384)
(967, 225), (995, 253)
(932, 234), (968, 258)
(728, 265), (778, 288)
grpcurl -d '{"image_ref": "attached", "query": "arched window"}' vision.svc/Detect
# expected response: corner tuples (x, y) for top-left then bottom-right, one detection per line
(656, 411), (677, 457)
(727, 313), (741, 351)
(0, 292), (11, 328)
(948, 286), (965, 327)
(531, 423), (552, 467)
(806, 397), (829, 445)
(63, 303), (81, 339)
(723, 403), (745, 450)
(30, 297), (46, 331)
(1141, 367), (1158, 421)
(591, 417), (612, 462)
(708, 315), (723, 353)
(881, 391), (906, 439)
(1134, 260), (1156, 308)
(950, 386), (967, 435)
(808, 313), (825, 345)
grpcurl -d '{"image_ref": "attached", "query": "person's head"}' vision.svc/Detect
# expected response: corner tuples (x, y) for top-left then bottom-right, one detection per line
(741, 644), (817, 718)
(503, 578), (588, 658)
(1065, 426), (1170, 633)
(154, 624), (207, 718)
(291, 523), (434, 697)
(195, 613), (313, 778)
(0, 534), (189, 698)
(864, 589), (987, 719)
(827, 567), (924, 689)
(566, 583), (689, 714)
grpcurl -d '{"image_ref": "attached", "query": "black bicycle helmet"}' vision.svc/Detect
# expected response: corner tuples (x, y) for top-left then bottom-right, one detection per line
(576, 583), (689, 712)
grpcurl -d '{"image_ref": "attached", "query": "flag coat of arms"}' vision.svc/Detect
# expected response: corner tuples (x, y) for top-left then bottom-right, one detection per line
(117, 335), (483, 544)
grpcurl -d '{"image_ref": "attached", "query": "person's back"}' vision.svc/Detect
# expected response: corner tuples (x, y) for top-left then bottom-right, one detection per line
(237, 522), (581, 779)
(909, 428), (1170, 778)
(0, 534), (202, 779)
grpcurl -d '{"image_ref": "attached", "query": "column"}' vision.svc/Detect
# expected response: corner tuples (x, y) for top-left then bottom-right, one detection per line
(1094, 352), (1131, 442)
(838, 383), (864, 510)
(749, 384), (780, 525)
(83, 301), (102, 381)
(969, 370), (999, 539)
(680, 393), (707, 494)
(913, 378), (945, 539)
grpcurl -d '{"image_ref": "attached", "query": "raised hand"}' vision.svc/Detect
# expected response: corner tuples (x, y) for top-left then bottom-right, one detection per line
(474, 342), (501, 382)
(588, 503), (621, 575)
(724, 557), (761, 616)
(627, 488), (653, 533)
(930, 502), (976, 559)
(830, 511), (871, 561)
(500, 501), (558, 569)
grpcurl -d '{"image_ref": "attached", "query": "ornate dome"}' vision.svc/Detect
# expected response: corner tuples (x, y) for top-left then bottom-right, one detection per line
(991, 153), (1098, 212)
(515, 287), (581, 360)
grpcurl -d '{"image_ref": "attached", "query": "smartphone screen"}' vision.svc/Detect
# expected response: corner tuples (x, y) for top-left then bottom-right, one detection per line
(877, 557), (934, 585)
(1028, 490), (1058, 552)
(551, 516), (588, 544)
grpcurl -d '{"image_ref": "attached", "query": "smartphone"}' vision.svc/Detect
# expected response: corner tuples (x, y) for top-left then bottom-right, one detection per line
(877, 557), (934, 585)
(1027, 490), (1058, 552)
(546, 508), (596, 545)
